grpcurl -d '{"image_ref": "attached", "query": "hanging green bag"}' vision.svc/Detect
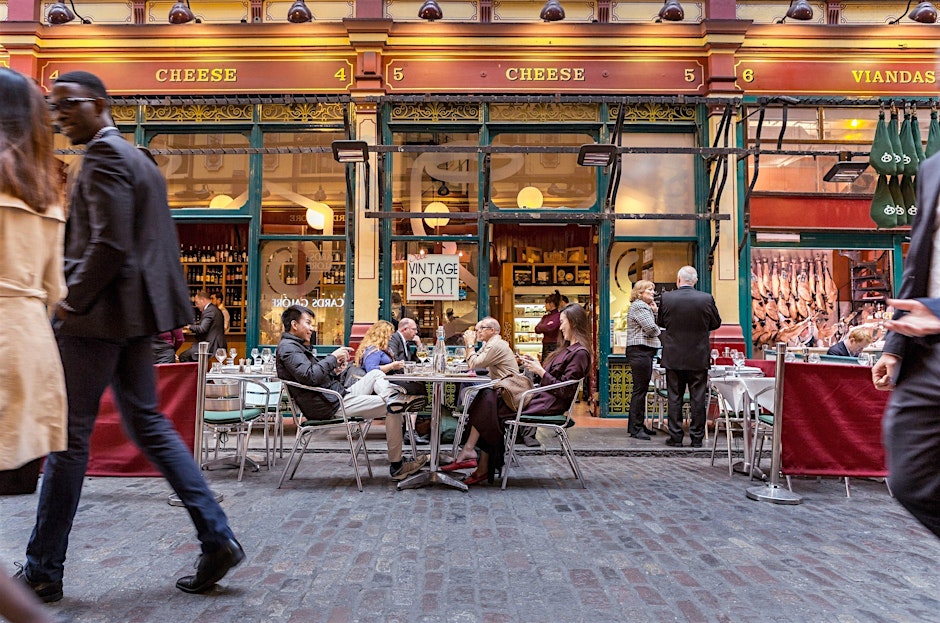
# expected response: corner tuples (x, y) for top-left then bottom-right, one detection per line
(869, 111), (897, 175)
(889, 176), (908, 226)
(870, 175), (899, 228)
(900, 110), (919, 176)
(927, 109), (940, 158)
(900, 175), (917, 224)
(888, 109), (905, 175)
(911, 107), (927, 164)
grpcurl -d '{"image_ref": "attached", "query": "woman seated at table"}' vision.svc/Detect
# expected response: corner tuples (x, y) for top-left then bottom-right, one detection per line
(449, 303), (592, 485)
(827, 327), (872, 358)
(355, 320), (406, 375)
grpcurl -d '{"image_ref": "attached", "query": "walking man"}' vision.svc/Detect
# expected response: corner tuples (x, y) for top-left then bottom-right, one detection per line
(16, 71), (243, 603)
(872, 149), (940, 539)
(658, 266), (721, 448)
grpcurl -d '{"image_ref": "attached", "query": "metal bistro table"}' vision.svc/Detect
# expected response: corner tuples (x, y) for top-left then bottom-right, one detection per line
(391, 371), (486, 492)
(204, 366), (281, 471)
(710, 375), (775, 479)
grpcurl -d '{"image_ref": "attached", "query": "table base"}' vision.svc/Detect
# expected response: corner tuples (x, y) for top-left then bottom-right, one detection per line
(732, 460), (766, 480)
(397, 469), (468, 492)
(168, 490), (223, 506)
(202, 454), (262, 473)
(746, 483), (803, 505)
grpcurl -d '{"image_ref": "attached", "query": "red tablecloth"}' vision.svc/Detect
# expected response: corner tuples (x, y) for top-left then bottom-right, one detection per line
(779, 362), (888, 478)
(87, 363), (198, 477)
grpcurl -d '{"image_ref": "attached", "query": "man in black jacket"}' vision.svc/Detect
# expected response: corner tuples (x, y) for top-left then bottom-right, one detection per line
(276, 305), (425, 480)
(179, 291), (226, 362)
(658, 266), (722, 448)
(16, 71), (242, 603)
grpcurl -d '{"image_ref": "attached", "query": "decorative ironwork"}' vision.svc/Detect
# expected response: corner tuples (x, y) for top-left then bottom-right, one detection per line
(111, 105), (137, 124)
(260, 102), (346, 123)
(389, 102), (481, 122)
(489, 103), (598, 122)
(609, 103), (696, 123)
(607, 362), (632, 414)
(144, 104), (253, 123)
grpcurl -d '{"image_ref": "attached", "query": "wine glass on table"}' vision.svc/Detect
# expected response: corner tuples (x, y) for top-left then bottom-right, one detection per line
(731, 350), (745, 375)
(710, 348), (720, 369)
(215, 348), (227, 369)
(250, 347), (260, 366)
(228, 347), (237, 366)
(416, 344), (429, 365)
(453, 346), (466, 364)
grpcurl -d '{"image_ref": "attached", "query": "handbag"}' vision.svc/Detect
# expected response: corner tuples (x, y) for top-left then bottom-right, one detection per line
(340, 363), (367, 388)
(495, 373), (535, 412)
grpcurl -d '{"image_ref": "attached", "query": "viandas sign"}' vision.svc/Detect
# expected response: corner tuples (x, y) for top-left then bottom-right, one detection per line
(407, 254), (460, 300)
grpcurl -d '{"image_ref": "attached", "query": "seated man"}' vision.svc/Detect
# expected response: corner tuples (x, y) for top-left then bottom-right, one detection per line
(275, 305), (425, 481)
(827, 327), (873, 358)
(463, 317), (518, 380)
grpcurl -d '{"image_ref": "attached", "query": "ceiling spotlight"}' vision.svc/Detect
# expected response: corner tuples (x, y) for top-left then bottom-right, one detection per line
(418, 0), (443, 21)
(47, 0), (90, 24)
(168, 0), (198, 24)
(540, 0), (566, 21)
(908, 1), (939, 23)
(287, 0), (313, 23)
(824, 152), (869, 182)
(657, 0), (684, 22)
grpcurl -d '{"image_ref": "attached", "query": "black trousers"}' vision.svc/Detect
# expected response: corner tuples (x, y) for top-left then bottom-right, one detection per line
(665, 368), (709, 444)
(626, 345), (657, 435)
(884, 343), (940, 539)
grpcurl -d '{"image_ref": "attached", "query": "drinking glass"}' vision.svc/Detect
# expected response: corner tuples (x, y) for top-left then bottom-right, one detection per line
(454, 347), (466, 363)
(261, 347), (272, 364)
(857, 354), (871, 367)
(228, 348), (237, 365)
(416, 346), (429, 364)
(250, 347), (260, 366)
(807, 353), (820, 364)
(710, 348), (719, 368)
(215, 348), (227, 366)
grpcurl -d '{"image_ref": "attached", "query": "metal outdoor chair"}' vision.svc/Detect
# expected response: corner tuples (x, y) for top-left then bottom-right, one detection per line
(450, 379), (499, 460)
(203, 377), (273, 481)
(244, 379), (284, 469)
(277, 380), (372, 491)
(500, 378), (585, 490)
(708, 380), (748, 476)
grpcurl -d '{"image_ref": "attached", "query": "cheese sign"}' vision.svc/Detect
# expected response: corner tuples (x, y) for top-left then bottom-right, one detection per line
(407, 254), (460, 300)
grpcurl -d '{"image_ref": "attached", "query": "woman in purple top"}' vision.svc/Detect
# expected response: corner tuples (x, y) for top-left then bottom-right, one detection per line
(534, 290), (563, 361)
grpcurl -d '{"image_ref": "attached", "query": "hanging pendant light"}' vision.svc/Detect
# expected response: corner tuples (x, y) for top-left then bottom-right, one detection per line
(658, 0), (684, 22)
(517, 186), (544, 209)
(785, 0), (814, 21)
(418, 0), (443, 21)
(540, 0), (565, 22)
(168, 0), (197, 24)
(908, 1), (938, 23)
(48, 0), (90, 24)
(424, 201), (450, 228)
(287, 0), (313, 23)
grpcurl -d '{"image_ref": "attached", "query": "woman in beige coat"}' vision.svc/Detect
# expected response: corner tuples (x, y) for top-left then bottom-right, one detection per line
(0, 68), (67, 477)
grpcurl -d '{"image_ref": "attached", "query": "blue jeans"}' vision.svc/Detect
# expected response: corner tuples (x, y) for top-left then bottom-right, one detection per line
(24, 335), (234, 583)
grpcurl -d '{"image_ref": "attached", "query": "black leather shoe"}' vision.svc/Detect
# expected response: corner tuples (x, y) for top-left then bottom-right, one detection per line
(690, 441), (703, 448)
(665, 438), (683, 447)
(13, 565), (63, 603)
(630, 430), (651, 440)
(176, 538), (245, 594)
(643, 426), (658, 436)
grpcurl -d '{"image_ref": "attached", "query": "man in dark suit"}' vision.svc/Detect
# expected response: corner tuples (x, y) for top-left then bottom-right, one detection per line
(179, 290), (226, 362)
(658, 266), (722, 448)
(872, 152), (940, 540)
(16, 72), (243, 603)
(387, 317), (426, 396)
(826, 327), (872, 358)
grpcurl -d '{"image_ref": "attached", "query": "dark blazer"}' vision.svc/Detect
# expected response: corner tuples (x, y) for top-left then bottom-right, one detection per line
(827, 341), (851, 357)
(59, 129), (192, 339)
(275, 332), (344, 420)
(658, 285), (722, 370)
(189, 303), (227, 354)
(884, 153), (940, 379)
(387, 330), (418, 363)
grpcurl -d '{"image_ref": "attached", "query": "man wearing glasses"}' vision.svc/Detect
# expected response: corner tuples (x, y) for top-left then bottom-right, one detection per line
(463, 318), (518, 380)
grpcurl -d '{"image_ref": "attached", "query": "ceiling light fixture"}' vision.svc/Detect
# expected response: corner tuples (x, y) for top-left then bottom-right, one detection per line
(424, 201), (450, 228)
(517, 186), (544, 209)
(539, 0), (566, 21)
(47, 0), (91, 24)
(168, 0), (199, 24)
(331, 140), (369, 164)
(287, 0), (313, 23)
(577, 143), (618, 168)
(823, 153), (869, 183)
(418, 0), (443, 21)
(778, 0), (814, 22)
(657, 0), (684, 22)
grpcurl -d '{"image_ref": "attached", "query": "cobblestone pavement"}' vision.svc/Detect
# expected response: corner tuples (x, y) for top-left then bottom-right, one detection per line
(2, 454), (938, 623)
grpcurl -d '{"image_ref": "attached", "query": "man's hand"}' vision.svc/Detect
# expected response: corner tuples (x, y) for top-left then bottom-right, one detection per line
(872, 353), (899, 391)
(884, 298), (940, 337)
(331, 346), (349, 364)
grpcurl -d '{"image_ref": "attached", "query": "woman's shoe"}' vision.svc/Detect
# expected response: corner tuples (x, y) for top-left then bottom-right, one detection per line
(463, 472), (489, 486)
(441, 459), (478, 472)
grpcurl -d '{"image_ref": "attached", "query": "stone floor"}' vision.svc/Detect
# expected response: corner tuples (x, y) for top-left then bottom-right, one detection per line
(2, 449), (938, 623)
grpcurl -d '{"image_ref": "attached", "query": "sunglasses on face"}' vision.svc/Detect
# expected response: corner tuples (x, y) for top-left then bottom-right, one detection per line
(48, 97), (97, 113)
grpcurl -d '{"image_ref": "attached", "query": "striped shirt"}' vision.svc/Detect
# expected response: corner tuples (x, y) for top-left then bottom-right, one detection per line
(626, 299), (662, 349)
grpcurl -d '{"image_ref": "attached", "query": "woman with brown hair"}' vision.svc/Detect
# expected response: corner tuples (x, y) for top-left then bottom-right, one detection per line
(0, 67), (65, 620)
(355, 319), (406, 374)
(534, 289), (563, 360)
(450, 303), (592, 485)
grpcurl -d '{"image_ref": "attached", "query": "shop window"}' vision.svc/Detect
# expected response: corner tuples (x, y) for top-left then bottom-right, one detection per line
(489, 132), (595, 211)
(260, 131), (346, 236)
(749, 248), (892, 354)
(390, 241), (480, 341)
(389, 131), (479, 236)
(258, 240), (347, 346)
(821, 108), (879, 143)
(754, 144), (877, 195)
(148, 133), (250, 210)
(614, 133), (696, 237)
(746, 107), (820, 142)
(609, 242), (694, 346)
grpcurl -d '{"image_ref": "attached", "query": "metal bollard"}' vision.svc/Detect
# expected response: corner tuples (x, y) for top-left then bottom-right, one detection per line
(746, 342), (803, 505)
